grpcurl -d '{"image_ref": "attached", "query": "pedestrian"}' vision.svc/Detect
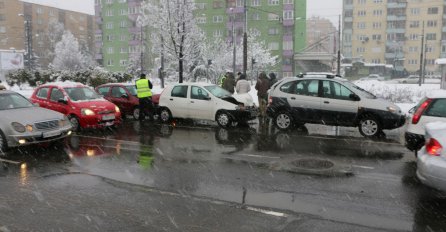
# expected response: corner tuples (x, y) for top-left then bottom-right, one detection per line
(135, 73), (153, 121)
(218, 72), (227, 87)
(235, 73), (251, 94)
(269, 72), (277, 88)
(255, 72), (270, 118)
(222, 72), (236, 94)
(236, 72), (242, 81)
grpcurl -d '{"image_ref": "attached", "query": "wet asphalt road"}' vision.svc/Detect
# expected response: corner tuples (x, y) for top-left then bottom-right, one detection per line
(1, 119), (446, 232)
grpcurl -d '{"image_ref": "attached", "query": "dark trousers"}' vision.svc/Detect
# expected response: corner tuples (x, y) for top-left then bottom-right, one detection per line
(139, 97), (153, 121)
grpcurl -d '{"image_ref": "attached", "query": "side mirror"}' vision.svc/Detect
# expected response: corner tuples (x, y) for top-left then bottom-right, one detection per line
(58, 98), (68, 104)
(204, 96), (211, 101)
(121, 94), (129, 99)
(349, 94), (360, 101)
(408, 107), (416, 114)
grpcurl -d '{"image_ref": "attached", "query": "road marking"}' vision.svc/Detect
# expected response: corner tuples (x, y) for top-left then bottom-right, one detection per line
(245, 206), (287, 217)
(352, 165), (375, 170)
(0, 157), (21, 165)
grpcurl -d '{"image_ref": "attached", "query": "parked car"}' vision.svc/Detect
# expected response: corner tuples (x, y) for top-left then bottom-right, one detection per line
(267, 73), (406, 137)
(417, 122), (446, 192)
(158, 83), (257, 127)
(397, 75), (420, 84)
(0, 89), (72, 150)
(405, 90), (446, 152)
(30, 82), (122, 130)
(360, 74), (385, 81)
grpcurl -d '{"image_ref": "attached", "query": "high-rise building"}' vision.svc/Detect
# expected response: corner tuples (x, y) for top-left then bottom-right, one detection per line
(343, 0), (445, 77)
(195, 0), (307, 77)
(306, 16), (337, 53)
(0, 0), (95, 69)
(94, 0), (145, 72)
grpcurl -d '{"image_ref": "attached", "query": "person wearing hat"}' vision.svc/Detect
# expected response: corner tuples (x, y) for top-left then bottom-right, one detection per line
(269, 72), (277, 88)
(135, 73), (153, 121)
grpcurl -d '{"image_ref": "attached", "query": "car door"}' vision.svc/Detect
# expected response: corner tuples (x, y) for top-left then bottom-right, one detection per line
(48, 87), (68, 115)
(33, 87), (51, 109)
(320, 80), (359, 126)
(189, 86), (213, 120)
(110, 86), (129, 111)
(168, 85), (190, 118)
(282, 79), (321, 122)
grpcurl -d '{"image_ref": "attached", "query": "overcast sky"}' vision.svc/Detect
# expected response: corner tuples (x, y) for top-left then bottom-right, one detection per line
(23, 0), (343, 25)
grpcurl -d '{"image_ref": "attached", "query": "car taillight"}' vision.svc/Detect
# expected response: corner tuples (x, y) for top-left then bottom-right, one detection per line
(268, 96), (272, 106)
(425, 138), (442, 156)
(412, 98), (433, 124)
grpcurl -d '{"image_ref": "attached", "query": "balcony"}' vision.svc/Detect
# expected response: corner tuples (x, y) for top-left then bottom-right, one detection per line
(387, 2), (407, 8)
(443, 26), (446, 32)
(386, 28), (405, 33)
(385, 52), (404, 59)
(387, 15), (406, 21)
(344, 17), (353, 22)
(344, 4), (353, 10)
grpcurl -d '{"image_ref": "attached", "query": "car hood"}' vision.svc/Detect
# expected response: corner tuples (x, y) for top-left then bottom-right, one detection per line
(232, 93), (255, 107)
(361, 98), (403, 114)
(71, 99), (116, 113)
(0, 107), (64, 124)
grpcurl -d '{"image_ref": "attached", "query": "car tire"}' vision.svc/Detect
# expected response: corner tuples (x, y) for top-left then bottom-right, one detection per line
(159, 107), (172, 123)
(68, 115), (80, 132)
(216, 111), (232, 128)
(133, 107), (140, 120)
(0, 129), (8, 152)
(358, 115), (382, 138)
(274, 111), (293, 130)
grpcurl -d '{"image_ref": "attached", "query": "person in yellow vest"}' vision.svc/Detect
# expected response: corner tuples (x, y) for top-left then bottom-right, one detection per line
(135, 73), (153, 121)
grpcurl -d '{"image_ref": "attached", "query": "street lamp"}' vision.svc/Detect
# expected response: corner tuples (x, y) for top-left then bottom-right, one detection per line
(18, 13), (33, 70)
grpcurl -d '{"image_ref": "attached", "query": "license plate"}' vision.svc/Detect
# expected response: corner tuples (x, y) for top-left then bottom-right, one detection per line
(105, 121), (114, 126)
(43, 131), (61, 138)
(102, 114), (115, 121)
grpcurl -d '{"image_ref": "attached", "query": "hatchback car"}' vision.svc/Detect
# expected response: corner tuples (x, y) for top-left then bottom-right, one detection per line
(0, 90), (72, 150)
(417, 122), (446, 192)
(360, 74), (385, 81)
(30, 82), (122, 130)
(158, 83), (257, 127)
(405, 90), (446, 152)
(267, 73), (405, 137)
(96, 83), (160, 120)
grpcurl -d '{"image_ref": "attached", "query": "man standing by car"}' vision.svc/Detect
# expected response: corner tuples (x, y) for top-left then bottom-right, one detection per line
(136, 73), (153, 121)
(222, 72), (236, 94)
(255, 72), (270, 119)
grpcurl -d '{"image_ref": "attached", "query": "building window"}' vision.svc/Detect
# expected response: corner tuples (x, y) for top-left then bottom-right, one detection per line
(120, 60), (127, 66)
(427, 20), (437, 27)
(283, 10), (293, 20)
(128, 7), (138, 14)
(120, 21), (127, 28)
(107, 47), (114, 54)
(106, 0), (113, 4)
(408, 46), (418, 52)
(372, 22), (381, 29)
(426, 33), (436, 40)
(283, 40), (293, 50)
(106, 22), (113, 29)
(252, 13), (260, 20)
(236, 0), (243, 7)
(213, 1), (223, 8)
(371, 59), (381, 64)
(426, 46), (435, 53)
(213, 15), (223, 23)
(357, 10), (366, 16)
(118, 0), (127, 3)
(410, 8), (420, 15)
(372, 34), (381, 40)
(252, 0), (260, 6)
(120, 35), (127, 41)
(0, 26), (5, 33)
(373, 9), (382, 16)
(107, 59), (114, 66)
(409, 21), (419, 28)
(268, 27), (279, 35)
(107, 35), (113, 41)
(120, 47), (127, 53)
(268, 13), (280, 21)
(95, 0), (101, 5)
(120, 9), (127, 15)
(356, 47), (366, 53)
(284, 0), (293, 4)
(408, 59), (418, 65)
(373, 0), (382, 3)
(358, 0), (366, 4)
(196, 17), (206, 24)
(105, 9), (113, 16)
(36, 7), (43, 14)
(196, 3), (206, 9)
(428, 7), (438, 14)
(357, 22), (366, 29)
(213, 29), (222, 37)
(268, 42), (279, 50)
(409, 34), (419, 40)
(268, 0), (279, 5)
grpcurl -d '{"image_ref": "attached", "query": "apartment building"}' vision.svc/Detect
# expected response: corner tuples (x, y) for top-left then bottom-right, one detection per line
(343, 0), (445, 76)
(306, 16), (337, 53)
(195, 0), (307, 77)
(0, 0), (95, 69)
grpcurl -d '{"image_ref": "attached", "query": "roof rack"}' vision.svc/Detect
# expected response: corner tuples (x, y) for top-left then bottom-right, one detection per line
(296, 73), (342, 79)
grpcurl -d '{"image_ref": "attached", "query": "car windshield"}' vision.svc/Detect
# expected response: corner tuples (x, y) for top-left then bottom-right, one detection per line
(344, 82), (376, 99)
(204, 85), (232, 98)
(65, 87), (101, 101)
(125, 85), (137, 96)
(0, 93), (33, 110)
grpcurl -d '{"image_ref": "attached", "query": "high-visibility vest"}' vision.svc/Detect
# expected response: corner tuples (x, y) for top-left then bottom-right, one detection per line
(136, 79), (152, 98)
(219, 75), (226, 87)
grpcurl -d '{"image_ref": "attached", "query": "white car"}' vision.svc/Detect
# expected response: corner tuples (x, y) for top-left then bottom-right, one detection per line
(405, 90), (446, 152)
(360, 74), (384, 81)
(397, 75), (420, 84)
(267, 73), (406, 137)
(158, 83), (257, 127)
(417, 122), (446, 192)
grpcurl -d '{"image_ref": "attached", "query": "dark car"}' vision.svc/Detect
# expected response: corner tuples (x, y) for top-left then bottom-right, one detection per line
(96, 83), (160, 120)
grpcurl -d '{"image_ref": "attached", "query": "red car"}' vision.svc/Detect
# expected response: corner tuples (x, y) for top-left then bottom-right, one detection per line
(95, 83), (160, 120)
(30, 82), (122, 130)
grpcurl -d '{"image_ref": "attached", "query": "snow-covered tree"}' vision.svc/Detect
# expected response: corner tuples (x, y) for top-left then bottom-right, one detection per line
(141, 0), (204, 83)
(51, 31), (92, 71)
(45, 19), (65, 62)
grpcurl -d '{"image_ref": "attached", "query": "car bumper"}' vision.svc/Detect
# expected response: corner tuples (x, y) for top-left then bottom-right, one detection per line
(405, 132), (425, 151)
(7, 127), (72, 147)
(381, 113), (406, 130)
(417, 151), (446, 192)
(228, 107), (258, 122)
(79, 113), (122, 129)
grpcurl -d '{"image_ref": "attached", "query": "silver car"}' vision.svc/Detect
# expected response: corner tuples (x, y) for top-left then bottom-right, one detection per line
(417, 122), (446, 192)
(0, 90), (72, 151)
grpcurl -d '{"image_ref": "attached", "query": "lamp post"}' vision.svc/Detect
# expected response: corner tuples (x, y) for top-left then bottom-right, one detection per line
(18, 14), (33, 70)
(419, 21), (425, 86)
(230, 8), (236, 75)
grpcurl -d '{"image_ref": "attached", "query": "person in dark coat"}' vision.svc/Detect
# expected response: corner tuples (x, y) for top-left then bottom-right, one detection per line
(269, 72), (277, 88)
(222, 72), (236, 94)
(255, 72), (270, 118)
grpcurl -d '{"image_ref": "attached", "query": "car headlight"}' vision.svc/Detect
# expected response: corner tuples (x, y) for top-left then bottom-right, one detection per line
(81, 108), (95, 116)
(115, 106), (120, 113)
(235, 104), (245, 110)
(387, 106), (397, 113)
(11, 122), (26, 133)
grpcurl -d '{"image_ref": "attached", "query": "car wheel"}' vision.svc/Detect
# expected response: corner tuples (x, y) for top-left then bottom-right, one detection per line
(133, 107), (140, 120)
(0, 129), (8, 152)
(275, 111), (293, 130)
(68, 115), (80, 132)
(216, 111), (232, 128)
(159, 108), (172, 123)
(358, 115), (382, 138)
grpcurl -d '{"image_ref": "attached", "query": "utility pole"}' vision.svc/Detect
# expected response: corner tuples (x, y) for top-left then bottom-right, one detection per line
(336, 14), (341, 76)
(231, 8), (236, 75)
(140, 25), (144, 74)
(419, 21), (425, 86)
(19, 14), (33, 70)
(243, 0), (248, 76)
(160, 36), (165, 88)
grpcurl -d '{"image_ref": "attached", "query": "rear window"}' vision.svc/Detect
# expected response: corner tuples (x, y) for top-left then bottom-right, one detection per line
(171, 86), (188, 98)
(425, 99), (446, 118)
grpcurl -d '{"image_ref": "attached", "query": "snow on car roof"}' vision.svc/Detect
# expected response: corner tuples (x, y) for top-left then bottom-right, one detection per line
(426, 89), (446, 99)
(41, 81), (86, 88)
